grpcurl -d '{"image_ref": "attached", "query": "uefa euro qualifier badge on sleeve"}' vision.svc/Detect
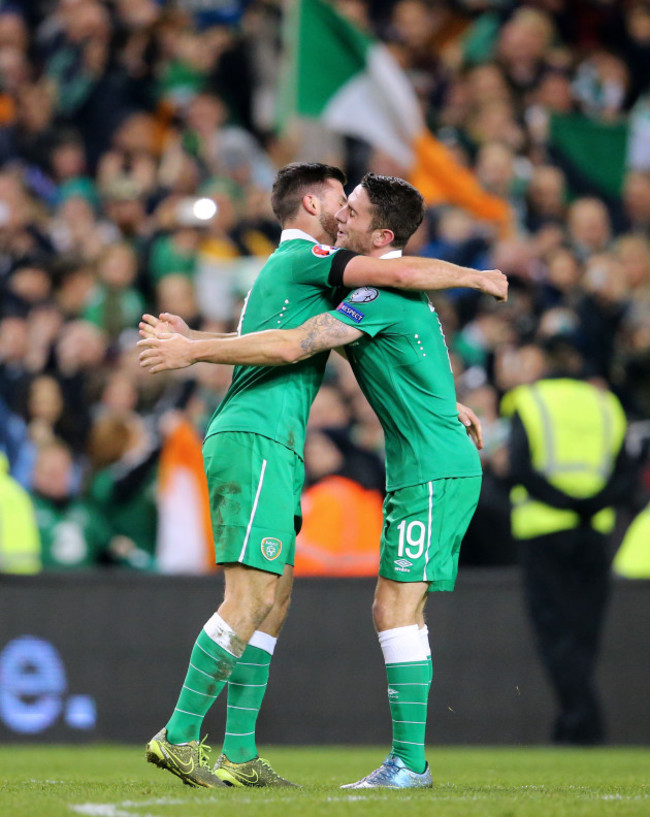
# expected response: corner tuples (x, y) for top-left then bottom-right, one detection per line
(349, 287), (379, 303)
(337, 287), (379, 323)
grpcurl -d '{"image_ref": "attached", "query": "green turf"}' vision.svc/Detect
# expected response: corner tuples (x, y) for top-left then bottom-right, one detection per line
(0, 745), (648, 817)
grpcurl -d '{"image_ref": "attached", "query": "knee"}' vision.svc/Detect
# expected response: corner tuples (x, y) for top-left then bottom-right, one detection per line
(274, 584), (292, 618)
(372, 582), (425, 631)
(222, 569), (278, 629)
(255, 580), (278, 621)
(372, 596), (393, 632)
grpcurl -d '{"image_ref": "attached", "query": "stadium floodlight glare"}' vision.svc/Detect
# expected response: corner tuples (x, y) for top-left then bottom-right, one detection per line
(193, 198), (218, 221)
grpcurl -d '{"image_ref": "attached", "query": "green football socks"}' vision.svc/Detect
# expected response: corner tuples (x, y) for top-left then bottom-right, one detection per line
(379, 625), (431, 775)
(166, 613), (245, 745)
(222, 632), (276, 763)
(420, 624), (433, 684)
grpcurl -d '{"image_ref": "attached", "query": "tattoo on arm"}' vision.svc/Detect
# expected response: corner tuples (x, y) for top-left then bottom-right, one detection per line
(297, 314), (362, 356)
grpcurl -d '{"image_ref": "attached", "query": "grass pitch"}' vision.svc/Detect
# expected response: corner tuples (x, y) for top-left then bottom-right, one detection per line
(1, 745), (648, 817)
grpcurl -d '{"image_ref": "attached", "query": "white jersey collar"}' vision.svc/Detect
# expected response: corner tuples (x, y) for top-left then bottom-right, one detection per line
(380, 249), (403, 259)
(280, 228), (319, 244)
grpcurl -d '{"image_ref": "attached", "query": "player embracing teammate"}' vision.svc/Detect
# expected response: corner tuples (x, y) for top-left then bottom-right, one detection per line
(139, 164), (507, 789)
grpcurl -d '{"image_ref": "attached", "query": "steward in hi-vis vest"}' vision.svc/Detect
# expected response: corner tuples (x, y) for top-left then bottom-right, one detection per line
(501, 336), (633, 746)
(502, 378), (627, 540)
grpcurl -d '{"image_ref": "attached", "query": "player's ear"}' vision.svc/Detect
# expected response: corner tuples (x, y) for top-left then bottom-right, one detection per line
(302, 194), (319, 216)
(374, 228), (395, 249)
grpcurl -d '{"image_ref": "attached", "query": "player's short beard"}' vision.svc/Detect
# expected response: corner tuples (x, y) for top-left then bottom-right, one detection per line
(319, 211), (339, 244)
(338, 229), (373, 255)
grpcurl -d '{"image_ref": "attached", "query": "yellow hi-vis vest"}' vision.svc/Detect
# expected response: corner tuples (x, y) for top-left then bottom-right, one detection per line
(0, 453), (41, 574)
(501, 379), (627, 540)
(612, 503), (650, 578)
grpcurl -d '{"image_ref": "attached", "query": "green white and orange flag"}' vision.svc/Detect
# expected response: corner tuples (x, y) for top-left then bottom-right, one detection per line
(279, 0), (510, 232)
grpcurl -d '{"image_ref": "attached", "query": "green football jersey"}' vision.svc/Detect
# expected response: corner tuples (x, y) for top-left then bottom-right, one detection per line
(89, 465), (158, 556)
(332, 285), (482, 491)
(32, 494), (111, 569)
(206, 232), (349, 454)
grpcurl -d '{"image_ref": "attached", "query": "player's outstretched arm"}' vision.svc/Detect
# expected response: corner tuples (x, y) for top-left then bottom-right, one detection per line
(138, 314), (363, 373)
(138, 312), (237, 341)
(342, 256), (508, 302)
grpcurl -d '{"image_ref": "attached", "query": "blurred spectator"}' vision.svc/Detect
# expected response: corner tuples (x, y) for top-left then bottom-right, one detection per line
(295, 428), (383, 577)
(0, 450), (40, 573)
(0, 313), (30, 413)
(567, 197), (612, 261)
(26, 374), (74, 450)
(83, 243), (145, 339)
(44, 0), (134, 168)
(496, 7), (556, 100)
(572, 51), (629, 121)
(525, 165), (566, 233)
(577, 251), (629, 378)
(459, 382), (514, 566)
(49, 194), (117, 259)
(536, 247), (582, 311)
(176, 92), (274, 190)
(622, 170), (650, 235)
(30, 440), (109, 569)
(87, 411), (158, 565)
(618, 1), (650, 106)
(0, 394), (34, 486)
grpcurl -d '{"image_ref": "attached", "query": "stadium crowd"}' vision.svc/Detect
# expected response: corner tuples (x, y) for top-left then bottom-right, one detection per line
(0, 0), (649, 573)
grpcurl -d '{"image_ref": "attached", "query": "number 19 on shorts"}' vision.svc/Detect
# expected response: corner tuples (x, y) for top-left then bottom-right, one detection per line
(397, 520), (426, 560)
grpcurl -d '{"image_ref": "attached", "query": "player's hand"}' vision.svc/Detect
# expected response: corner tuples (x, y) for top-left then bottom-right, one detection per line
(478, 269), (508, 302)
(138, 312), (191, 339)
(457, 402), (483, 450)
(138, 333), (194, 373)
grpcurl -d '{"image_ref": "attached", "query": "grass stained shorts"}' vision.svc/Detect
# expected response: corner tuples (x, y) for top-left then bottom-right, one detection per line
(202, 432), (305, 575)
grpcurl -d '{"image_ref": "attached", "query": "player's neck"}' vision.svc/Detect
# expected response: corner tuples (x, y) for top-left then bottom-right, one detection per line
(285, 215), (330, 245)
(369, 246), (402, 259)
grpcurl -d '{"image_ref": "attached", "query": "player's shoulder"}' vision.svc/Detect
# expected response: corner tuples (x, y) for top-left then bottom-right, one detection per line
(310, 242), (341, 259)
(279, 238), (340, 260)
(351, 286), (424, 316)
(284, 241), (346, 286)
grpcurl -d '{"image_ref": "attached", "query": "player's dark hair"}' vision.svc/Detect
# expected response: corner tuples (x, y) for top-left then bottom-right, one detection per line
(271, 162), (346, 226)
(360, 173), (424, 249)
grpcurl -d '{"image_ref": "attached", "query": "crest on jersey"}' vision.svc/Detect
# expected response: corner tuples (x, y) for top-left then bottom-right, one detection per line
(312, 244), (338, 258)
(261, 537), (282, 561)
(349, 287), (379, 303)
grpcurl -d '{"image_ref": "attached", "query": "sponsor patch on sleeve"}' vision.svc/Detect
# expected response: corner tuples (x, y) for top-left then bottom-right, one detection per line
(312, 243), (338, 258)
(337, 302), (365, 323)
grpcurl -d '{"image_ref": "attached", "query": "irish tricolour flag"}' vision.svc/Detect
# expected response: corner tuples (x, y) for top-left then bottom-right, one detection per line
(280, 0), (510, 231)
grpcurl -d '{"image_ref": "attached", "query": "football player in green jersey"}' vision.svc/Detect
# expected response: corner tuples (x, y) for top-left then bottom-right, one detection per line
(139, 164), (506, 789)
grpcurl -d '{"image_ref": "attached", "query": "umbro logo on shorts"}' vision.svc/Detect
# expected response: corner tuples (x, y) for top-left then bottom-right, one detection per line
(261, 537), (282, 560)
(394, 558), (413, 572)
